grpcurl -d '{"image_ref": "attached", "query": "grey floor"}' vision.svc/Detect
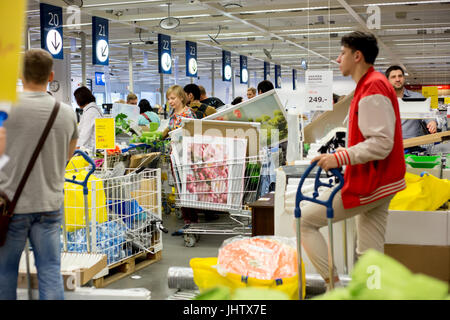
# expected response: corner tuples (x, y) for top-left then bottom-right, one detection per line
(105, 211), (231, 300)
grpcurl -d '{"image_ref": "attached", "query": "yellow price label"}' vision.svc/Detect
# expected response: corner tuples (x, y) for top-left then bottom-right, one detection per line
(422, 86), (439, 109)
(444, 97), (450, 105)
(0, 1), (27, 103)
(95, 118), (115, 150)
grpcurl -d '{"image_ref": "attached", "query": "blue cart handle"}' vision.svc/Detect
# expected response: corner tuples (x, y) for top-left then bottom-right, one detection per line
(294, 161), (344, 219)
(65, 150), (96, 194)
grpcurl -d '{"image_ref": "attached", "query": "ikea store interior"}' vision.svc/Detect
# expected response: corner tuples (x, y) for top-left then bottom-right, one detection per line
(1, 0), (450, 301)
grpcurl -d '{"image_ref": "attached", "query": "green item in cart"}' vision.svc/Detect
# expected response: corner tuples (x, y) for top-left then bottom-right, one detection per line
(404, 155), (441, 169)
(194, 286), (231, 300)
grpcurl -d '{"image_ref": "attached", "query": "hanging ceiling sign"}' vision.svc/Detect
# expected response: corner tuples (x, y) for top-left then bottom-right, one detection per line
(40, 3), (63, 60)
(275, 65), (281, 89)
(240, 55), (248, 84)
(95, 72), (105, 86)
(222, 50), (232, 82)
(158, 33), (172, 74)
(293, 69), (297, 91)
(92, 16), (109, 66)
(186, 41), (197, 77)
(305, 70), (333, 111)
(264, 61), (270, 80)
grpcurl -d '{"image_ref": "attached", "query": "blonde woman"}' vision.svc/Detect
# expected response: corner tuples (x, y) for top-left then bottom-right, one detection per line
(162, 85), (194, 138)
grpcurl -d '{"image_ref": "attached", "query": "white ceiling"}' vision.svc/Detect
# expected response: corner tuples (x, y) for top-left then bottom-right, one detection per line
(26, 0), (450, 85)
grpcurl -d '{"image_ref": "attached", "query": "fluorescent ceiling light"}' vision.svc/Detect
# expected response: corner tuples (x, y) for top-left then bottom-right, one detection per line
(365, 1), (450, 5)
(132, 14), (210, 21)
(83, 0), (162, 8)
(239, 6), (329, 14)
(395, 43), (450, 46)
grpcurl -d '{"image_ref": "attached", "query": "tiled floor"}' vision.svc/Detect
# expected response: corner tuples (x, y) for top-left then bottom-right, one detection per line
(105, 211), (231, 300)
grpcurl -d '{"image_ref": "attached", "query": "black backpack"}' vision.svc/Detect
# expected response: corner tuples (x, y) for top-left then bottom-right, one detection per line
(192, 103), (208, 119)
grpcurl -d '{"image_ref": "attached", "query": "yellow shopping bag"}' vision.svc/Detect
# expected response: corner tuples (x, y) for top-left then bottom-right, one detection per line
(63, 170), (107, 232)
(389, 172), (450, 211)
(190, 257), (306, 300)
(66, 155), (90, 173)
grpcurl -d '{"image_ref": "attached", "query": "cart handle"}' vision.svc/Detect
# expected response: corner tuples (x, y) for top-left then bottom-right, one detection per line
(65, 150), (96, 194)
(121, 143), (152, 153)
(294, 161), (344, 219)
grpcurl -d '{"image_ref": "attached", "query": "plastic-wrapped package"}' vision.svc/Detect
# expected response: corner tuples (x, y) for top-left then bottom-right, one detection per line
(217, 236), (298, 280)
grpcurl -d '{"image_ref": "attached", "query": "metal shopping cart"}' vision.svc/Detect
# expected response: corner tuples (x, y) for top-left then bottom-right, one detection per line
(173, 153), (267, 247)
(62, 150), (166, 267)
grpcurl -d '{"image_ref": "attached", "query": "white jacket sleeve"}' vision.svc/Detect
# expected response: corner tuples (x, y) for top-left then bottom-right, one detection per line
(333, 94), (396, 166)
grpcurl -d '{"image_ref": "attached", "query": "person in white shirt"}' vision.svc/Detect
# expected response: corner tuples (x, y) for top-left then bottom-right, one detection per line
(73, 86), (103, 154)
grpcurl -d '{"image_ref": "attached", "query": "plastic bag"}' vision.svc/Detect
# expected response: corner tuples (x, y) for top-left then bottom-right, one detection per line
(389, 172), (450, 211)
(64, 170), (108, 232)
(190, 236), (306, 300)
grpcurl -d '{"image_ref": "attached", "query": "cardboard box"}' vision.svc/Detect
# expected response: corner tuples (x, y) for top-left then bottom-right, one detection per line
(386, 210), (449, 246)
(384, 244), (450, 285)
(129, 152), (160, 169)
(131, 176), (159, 211)
(170, 119), (261, 157)
(18, 252), (108, 291)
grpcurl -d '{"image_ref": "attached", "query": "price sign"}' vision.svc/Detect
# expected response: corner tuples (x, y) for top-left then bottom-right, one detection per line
(264, 61), (270, 80)
(222, 50), (232, 82)
(305, 70), (333, 111)
(95, 118), (115, 150)
(422, 86), (438, 109)
(158, 33), (172, 74)
(275, 65), (281, 89)
(240, 55), (248, 84)
(40, 3), (63, 60)
(186, 41), (197, 77)
(92, 16), (109, 66)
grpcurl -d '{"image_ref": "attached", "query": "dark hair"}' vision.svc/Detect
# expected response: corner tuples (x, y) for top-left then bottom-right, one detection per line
(74, 86), (96, 107)
(341, 31), (379, 64)
(333, 93), (340, 104)
(385, 65), (404, 78)
(231, 96), (243, 105)
(138, 99), (153, 113)
(257, 80), (274, 94)
(183, 83), (201, 100)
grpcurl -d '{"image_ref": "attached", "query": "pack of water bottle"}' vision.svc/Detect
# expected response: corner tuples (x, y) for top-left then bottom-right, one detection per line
(61, 220), (130, 265)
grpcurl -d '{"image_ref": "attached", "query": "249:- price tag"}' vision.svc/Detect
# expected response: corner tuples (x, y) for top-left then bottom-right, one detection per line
(305, 70), (333, 111)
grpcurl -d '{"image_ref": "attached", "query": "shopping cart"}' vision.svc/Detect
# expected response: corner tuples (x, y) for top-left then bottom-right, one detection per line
(294, 161), (344, 299)
(173, 154), (266, 247)
(62, 150), (166, 266)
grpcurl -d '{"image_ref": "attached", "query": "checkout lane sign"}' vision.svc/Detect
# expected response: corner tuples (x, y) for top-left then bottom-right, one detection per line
(275, 64), (281, 89)
(186, 41), (197, 77)
(158, 33), (172, 74)
(92, 16), (109, 66)
(222, 50), (232, 82)
(40, 3), (63, 60)
(240, 55), (248, 84)
(264, 61), (270, 80)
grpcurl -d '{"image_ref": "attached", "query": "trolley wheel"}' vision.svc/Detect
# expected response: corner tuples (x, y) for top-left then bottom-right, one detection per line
(184, 234), (196, 247)
(175, 209), (183, 220)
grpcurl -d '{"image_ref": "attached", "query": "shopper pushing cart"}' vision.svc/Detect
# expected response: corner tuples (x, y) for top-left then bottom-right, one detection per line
(298, 31), (406, 291)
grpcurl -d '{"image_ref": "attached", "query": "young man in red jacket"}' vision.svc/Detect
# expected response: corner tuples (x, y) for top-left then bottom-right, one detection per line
(301, 31), (406, 289)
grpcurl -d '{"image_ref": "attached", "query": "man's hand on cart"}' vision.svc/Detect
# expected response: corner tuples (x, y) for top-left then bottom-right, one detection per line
(311, 153), (340, 172)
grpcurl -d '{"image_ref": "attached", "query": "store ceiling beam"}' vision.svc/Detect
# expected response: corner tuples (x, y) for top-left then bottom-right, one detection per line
(336, 0), (412, 77)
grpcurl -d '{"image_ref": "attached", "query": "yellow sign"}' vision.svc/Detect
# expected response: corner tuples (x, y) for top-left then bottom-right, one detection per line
(95, 118), (115, 150)
(422, 86), (439, 109)
(0, 1), (27, 103)
(445, 97), (450, 105)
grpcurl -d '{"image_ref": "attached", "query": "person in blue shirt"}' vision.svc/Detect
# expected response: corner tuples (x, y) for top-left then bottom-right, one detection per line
(138, 99), (160, 128)
(385, 65), (437, 139)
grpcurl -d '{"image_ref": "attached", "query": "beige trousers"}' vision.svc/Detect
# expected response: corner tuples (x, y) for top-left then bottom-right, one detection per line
(299, 189), (394, 282)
